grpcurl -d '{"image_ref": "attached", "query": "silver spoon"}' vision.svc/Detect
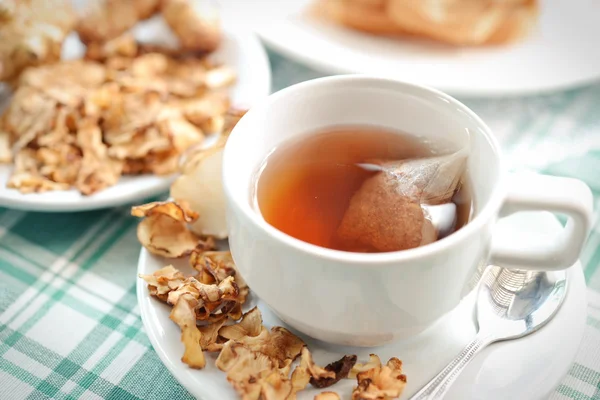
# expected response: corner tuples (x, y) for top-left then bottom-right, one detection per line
(409, 266), (568, 400)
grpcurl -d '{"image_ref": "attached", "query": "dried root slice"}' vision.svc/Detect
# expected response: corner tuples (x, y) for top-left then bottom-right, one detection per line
(132, 200), (199, 221)
(161, 0), (222, 53)
(7, 148), (71, 193)
(0, 0), (76, 82)
(199, 316), (227, 352)
(132, 201), (203, 258)
(217, 341), (291, 400)
(141, 263), (244, 322)
(216, 341), (336, 400)
(310, 354), (357, 389)
(289, 360), (311, 398)
(157, 116), (205, 153)
(204, 66), (237, 91)
(262, 371), (294, 400)
(191, 250), (249, 308)
(219, 307), (263, 341)
(108, 127), (172, 161)
(216, 308), (306, 382)
(179, 92), (231, 134)
(153, 269), (246, 369)
(170, 293), (205, 368)
(288, 347), (333, 396)
(195, 236), (218, 252)
(315, 392), (341, 400)
(171, 107), (247, 239)
(349, 354), (382, 379)
(302, 347), (336, 383)
(7, 171), (70, 193)
(85, 33), (139, 61)
(76, 123), (124, 195)
(141, 264), (248, 365)
(236, 327), (306, 368)
(171, 144), (227, 238)
(5, 88), (58, 151)
(352, 358), (407, 400)
(194, 278), (241, 322)
(288, 347), (356, 397)
(215, 340), (254, 372)
(216, 342), (288, 398)
(152, 253), (248, 322)
(191, 250), (235, 283)
(76, 0), (160, 44)
(135, 211), (200, 258)
(0, 131), (11, 163)
(139, 265), (186, 302)
(167, 276), (239, 312)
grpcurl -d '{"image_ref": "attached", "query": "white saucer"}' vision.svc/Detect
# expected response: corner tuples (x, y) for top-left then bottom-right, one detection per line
(137, 211), (586, 399)
(218, 0), (600, 97)
(0, 19), (271, 212)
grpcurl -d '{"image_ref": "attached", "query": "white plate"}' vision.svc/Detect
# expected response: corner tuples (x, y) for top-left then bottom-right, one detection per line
(219, 0), (600, 97)
(137, 211), (586, 400)
(0, 21), (271, 212)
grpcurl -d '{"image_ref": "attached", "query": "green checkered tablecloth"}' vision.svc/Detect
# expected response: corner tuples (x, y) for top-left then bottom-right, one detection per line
(1, 51), (600, 400)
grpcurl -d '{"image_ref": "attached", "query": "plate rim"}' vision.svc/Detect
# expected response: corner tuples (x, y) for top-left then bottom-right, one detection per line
(257, 28), (600, 98)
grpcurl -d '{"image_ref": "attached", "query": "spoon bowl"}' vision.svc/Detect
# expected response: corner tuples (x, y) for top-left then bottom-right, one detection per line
(479, 267), (567, 339)
(410, 266), (568, 399)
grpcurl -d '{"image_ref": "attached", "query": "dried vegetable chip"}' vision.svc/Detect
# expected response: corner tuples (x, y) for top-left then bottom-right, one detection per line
(170, 107), (246, 239)
(139, 265), (186, 302)
(171, 144), (228, 238)
(352, 358), (407, 400)
(76, 0), (160, 44)
(170, 293), (206, 368)
(132, 201), (203, 258)
(199, 316), (228, 352)
(349, 355), (382, 379)
(310, 355), (357, 389)
(190, 250), (249, 312)
(219, 307), (263, 340)
(234, 326), (306, 368)
(0, 0), (75, 83)
(161, 0), (221, 53)
(0, 131), (11, 163)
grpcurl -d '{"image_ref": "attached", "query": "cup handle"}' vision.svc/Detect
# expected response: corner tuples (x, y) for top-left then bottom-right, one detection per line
(490, 173), (594, 271)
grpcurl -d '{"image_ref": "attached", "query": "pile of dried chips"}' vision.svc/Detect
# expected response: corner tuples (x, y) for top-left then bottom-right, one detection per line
(0, 0), (234, 195)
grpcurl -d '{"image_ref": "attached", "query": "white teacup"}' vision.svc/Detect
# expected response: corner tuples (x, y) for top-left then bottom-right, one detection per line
(222, 76), (593, 347)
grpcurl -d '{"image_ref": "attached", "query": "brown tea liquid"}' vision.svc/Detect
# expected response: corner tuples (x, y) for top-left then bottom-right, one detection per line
(255, 127), (472, 253)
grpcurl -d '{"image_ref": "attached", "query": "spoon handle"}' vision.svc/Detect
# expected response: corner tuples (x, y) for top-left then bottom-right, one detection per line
(409, 333), (494, 400)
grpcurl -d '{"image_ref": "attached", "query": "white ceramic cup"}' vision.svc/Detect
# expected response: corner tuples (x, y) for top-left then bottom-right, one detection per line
(223, 76), (593, 347)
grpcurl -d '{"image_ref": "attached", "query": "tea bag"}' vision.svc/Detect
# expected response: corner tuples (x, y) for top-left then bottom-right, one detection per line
(335, 150), (468, 252)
